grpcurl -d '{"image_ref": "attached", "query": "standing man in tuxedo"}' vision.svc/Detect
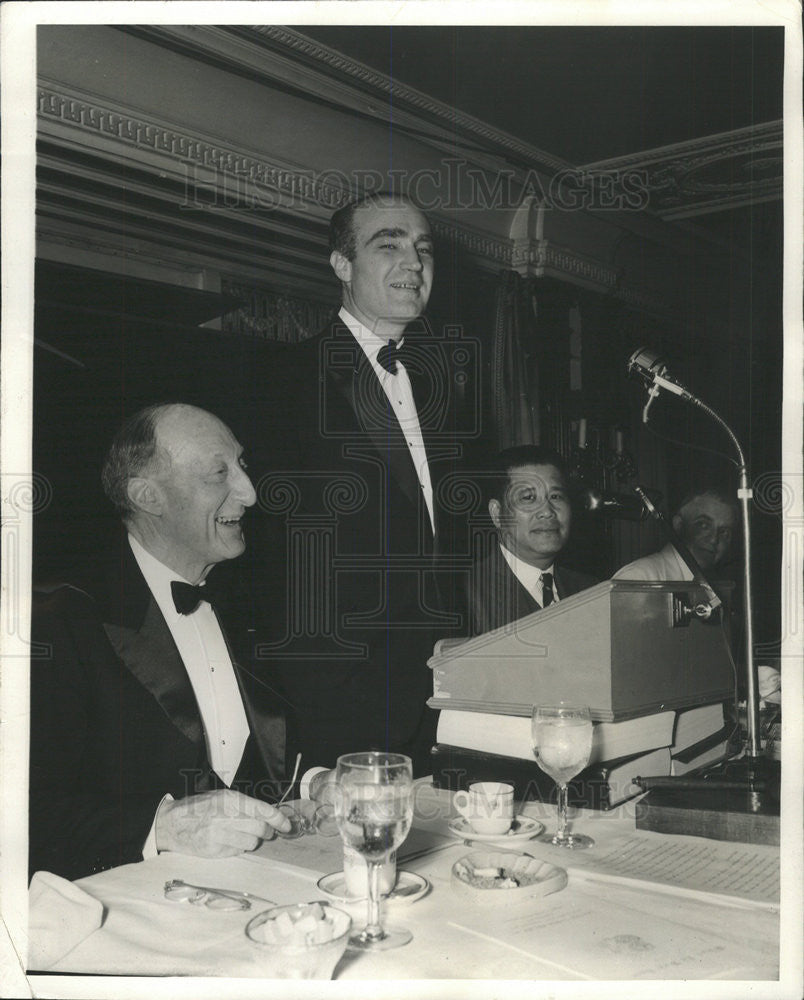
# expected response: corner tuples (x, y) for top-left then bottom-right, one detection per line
(266, 192), (466, 774)
(469, 445), (596, 635)
(29, 403), (293, 881)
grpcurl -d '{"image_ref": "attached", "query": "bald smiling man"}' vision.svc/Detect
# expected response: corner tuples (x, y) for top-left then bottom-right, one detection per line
(29, 404), (293, 880)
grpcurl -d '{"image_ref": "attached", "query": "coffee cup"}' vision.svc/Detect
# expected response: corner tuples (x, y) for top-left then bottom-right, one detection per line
(453, 782), (514, 835)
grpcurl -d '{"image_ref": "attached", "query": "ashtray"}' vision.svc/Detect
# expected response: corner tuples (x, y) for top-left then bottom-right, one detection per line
(451, 851), (567, 903)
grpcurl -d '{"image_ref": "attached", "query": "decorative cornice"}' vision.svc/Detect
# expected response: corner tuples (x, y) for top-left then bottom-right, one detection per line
(37, 82), (673, 315)
(430, 219), (511, 266)
(582, 121), (783, 220)
(38, 82), (516, 270)
(512, 238), (670, 315)
(38, 83), (349, 213)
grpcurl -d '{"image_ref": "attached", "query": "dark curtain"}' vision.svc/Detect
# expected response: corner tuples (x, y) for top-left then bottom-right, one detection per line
(491, 270), (539, 450)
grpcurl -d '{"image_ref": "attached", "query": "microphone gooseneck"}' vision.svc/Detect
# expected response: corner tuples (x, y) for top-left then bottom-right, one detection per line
(626, 346), (761, 759)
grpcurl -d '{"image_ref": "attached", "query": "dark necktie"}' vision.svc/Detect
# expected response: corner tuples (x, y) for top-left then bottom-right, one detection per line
(540, 572), (555, 609)
(171, 580), (216, 616)
(377, 340), (412, 375)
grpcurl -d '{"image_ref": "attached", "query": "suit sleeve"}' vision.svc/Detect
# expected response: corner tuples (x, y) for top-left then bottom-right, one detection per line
(29, 592), (164, 881)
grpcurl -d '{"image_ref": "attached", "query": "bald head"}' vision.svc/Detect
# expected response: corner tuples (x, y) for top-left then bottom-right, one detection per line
(103, 403), (257, 582)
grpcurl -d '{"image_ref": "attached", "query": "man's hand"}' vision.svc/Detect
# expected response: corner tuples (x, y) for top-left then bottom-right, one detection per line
(155, 789), (292, 858)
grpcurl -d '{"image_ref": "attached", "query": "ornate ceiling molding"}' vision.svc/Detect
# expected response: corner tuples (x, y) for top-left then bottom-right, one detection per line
(36, 81), (679, 315)
(37, 82), (513, 274)
(247, 25), (573, 177)
(37, 83), (347, 214)
(512, 238), (670, 315)
(582, 121), (783, 220)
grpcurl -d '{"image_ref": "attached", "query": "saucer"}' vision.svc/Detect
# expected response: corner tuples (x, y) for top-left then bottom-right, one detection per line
(316, 870), (429, 906)
(447, 815), (545, 843)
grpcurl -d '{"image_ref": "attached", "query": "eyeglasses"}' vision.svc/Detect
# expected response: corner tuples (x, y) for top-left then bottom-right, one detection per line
(164, 879), (275, 911)
(274, 802), (339, 839)
(507, 487), (570, 512)
(271, 754), (339, 839)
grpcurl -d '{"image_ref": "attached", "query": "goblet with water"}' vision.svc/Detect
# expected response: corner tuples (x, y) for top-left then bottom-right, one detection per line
(334, 751), (414, 950)
(532, 703), (594, 849)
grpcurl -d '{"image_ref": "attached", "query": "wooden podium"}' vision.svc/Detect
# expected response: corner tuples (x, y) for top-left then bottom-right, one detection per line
(428, 580), (735, 722)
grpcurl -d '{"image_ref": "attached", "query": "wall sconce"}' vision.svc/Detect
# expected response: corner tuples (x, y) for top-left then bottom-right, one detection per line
(570, 418), (637, 489)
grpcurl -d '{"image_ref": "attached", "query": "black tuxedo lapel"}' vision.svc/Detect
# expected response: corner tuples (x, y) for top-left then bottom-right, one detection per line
(326, 325), (424, 514)
(103, 607), (205, 748)
(99, 544), (206, 748)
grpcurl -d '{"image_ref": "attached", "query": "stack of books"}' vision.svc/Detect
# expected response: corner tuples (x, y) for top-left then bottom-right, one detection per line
(668, 702), (731, 775)
(431, 702), (728, 809)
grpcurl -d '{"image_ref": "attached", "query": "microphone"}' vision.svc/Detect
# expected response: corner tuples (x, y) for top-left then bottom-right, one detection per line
(626, 347), (696, 423)
(581, 486), (663, 521)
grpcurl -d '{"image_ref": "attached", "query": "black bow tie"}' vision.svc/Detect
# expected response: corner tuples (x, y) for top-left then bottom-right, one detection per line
(377, 340), (412, 375)
(171, 580), (217, 615)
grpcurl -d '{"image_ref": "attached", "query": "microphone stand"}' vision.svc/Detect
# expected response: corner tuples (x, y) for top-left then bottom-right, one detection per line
(628, 350), (763, 763)
(672, 403), (761, 761)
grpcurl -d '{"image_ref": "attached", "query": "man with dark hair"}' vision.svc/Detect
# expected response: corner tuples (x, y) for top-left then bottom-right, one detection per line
(30, 403), (292, 880)
(469, 445), (596, 635)
(266, 191), (466, 774)
(614, 486), (739, 580)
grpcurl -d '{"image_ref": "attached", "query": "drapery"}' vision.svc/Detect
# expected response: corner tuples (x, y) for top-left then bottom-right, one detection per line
(491, 269), (539, 450)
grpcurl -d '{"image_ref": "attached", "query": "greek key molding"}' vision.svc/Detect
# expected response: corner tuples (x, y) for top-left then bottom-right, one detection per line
(38, 83), (517, 267)
(37, 83), (668, 309)
(38, 84), (350, 212)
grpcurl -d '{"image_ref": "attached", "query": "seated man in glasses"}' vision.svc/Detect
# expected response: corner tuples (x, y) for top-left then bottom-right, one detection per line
(613, 486), (738, 581)
(469, 445), (596, 636)
(29, 403), (295, 881)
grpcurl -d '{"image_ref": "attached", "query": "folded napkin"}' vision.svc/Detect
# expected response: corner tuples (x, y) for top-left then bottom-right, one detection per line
(28, 871), (104, 970)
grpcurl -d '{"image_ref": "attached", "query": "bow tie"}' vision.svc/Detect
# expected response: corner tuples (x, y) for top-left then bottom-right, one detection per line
(377, 340), (413, 375)
(171, 580), (217, 615)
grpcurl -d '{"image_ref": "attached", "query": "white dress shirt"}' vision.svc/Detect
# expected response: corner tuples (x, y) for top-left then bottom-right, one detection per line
(339, 307), (435, 533)
(129, 535), (249, 786)
(499, 544), (559, 608)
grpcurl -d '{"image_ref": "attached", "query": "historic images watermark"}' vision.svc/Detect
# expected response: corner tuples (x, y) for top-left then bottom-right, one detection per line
(181, 157), (651, 215)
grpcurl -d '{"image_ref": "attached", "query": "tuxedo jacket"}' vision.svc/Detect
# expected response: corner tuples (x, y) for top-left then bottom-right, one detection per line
(255, 318), (476, 772)
(469, 543), (597, 636)
(29, 539), (289, 881)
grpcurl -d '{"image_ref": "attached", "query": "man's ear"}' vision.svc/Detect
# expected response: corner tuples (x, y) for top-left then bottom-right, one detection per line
(126, 477), (163, 516)
(671, 513), (683, 535)
(489, 498), (502, 531)
(330, 250), (352, 284)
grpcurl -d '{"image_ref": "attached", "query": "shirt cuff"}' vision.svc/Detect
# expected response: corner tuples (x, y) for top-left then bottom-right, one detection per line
(143, 793), (174, 858)
(299, 767), (329, 801)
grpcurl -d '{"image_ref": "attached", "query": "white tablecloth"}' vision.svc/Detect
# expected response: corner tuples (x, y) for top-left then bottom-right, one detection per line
(27, 783), (780, 984)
